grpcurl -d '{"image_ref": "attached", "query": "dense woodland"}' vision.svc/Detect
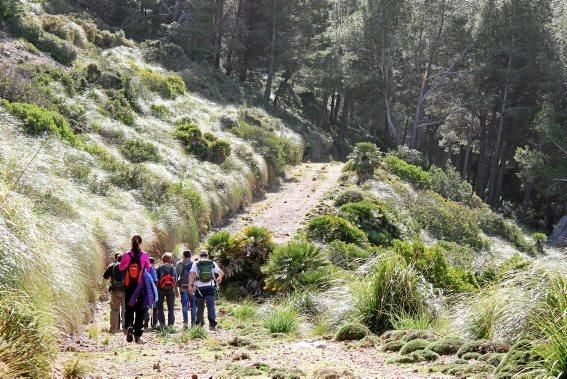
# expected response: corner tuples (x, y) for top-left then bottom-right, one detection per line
(17, 0), (567, 232)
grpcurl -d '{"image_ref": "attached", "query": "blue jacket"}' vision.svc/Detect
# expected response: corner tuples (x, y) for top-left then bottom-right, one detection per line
(129, 270), (157, 308)
(149, 266), (158, 283)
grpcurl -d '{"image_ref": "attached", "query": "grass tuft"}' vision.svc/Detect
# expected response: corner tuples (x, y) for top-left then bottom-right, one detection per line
(264, 306), (299, 334)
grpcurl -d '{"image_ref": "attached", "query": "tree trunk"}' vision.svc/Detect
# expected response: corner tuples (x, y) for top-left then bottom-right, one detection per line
(263, 0), (278, 105)
(521, 182), (533, 215)
(409, 1), (447, 149)
(318, 93), (329, 130)
(172, 0), (181, 22)
(488, 53), (513, 206)
(462, 112), (474, 179)
(329, 92), (335, 125)
(338, 92), (351, 159)
(379, 49), (400, 145)
(224, 0), (244, 76)
(333, 93), (341, 126)
(213, 0), (226, 69)
(273, 72), (293, 108)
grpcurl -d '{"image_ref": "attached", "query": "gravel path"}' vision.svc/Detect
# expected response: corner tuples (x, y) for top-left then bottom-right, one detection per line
(221, 163), (344, 243)
(54, 163), (448, 378)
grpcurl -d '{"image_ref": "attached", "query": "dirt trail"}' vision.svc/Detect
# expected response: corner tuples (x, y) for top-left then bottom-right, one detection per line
(54, 163), (443, 378)
(222, 163), (344, 243)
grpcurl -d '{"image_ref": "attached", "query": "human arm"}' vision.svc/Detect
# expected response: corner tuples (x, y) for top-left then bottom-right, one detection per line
(214, 263), (224, 285)
(118, 253), (130, 271)
(102, 264), (114, 280)
(188, 271), (196, 294)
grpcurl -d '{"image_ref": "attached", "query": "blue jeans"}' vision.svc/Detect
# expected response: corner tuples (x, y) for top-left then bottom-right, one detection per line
(180, 291), (196, 325)
(195, 286), (216, 327)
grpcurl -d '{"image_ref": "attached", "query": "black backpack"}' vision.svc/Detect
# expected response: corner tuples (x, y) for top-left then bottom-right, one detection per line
(110, 263), (125, 291)
(179, 261), (193, 289)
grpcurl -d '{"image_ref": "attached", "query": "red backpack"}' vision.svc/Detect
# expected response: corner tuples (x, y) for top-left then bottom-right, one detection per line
(124, 252), (141, 287)
(158, 265), (176, 289)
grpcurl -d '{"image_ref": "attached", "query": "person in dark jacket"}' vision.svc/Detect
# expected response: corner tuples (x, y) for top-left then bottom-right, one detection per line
(102, 253), (125, 333)
(156, 253), (178, 328)
(175, 250), (197, 329)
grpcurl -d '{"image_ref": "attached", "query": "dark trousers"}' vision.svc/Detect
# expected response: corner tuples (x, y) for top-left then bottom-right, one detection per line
(125, 288), (144, 337)
(157, 288), (176, 326)
(196, 286), (216, 327)
(180, 291), (197, 325)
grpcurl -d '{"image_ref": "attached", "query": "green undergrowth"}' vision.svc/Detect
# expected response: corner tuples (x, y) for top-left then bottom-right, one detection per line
(229, 118), (303, 176)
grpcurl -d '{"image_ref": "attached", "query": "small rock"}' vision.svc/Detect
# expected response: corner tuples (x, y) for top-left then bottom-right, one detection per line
(114, 351), (118, 356)
(153, 362), (161, 370)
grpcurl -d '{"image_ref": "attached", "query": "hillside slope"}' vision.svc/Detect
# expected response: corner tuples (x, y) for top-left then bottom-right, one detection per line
(0, 8), (310, 375)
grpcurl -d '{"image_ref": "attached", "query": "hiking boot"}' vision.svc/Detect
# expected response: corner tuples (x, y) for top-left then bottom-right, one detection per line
(183, 323), (188, 330)
(126, 327), (134, 343)
(143, 318), (149, 330)
(209, 324), (217, 331)
(134, 336), (143, 344)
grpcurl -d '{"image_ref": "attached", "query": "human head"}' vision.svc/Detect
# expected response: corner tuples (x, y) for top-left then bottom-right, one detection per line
(131, 235), (142, 254)
(149, 257), (155, 266)
(199, 250), (209, 259)
(114, 253), (120, 262)
(162, 252), (173, 263)
(183, 250), (192, 259)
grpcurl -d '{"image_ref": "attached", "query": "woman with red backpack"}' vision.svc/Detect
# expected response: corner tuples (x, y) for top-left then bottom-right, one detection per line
(118, 235), (151, 343)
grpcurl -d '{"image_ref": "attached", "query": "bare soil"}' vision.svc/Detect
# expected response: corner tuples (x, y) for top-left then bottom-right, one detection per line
(222, 163), (344, 243)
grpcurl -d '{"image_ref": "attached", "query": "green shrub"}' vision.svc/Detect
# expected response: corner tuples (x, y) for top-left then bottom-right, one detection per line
(40, 14), (88, 48)
(346, 142), (381, 184)
(429, 165), (473, 205)
(150, 103), (170, 119)
(263, 241), (330, 292)
(120, 139), (160, 163)
(214, 226), (273, 295)
(1, 100), (76, 144)
(334, 323), (369, 341)
(355, 253), (431, 334)
(475, 208), (533, 253)
(207, 231), (243, 259)
(230, 120), (302, 176)
(384, 155), (431, 189)
(476, 254), (531, 286)
(174, 119), (231, 164)
(102, 91), (135, 126)
(137, 67), (187, 99)
(209, 139), (232, 164)
(381, 340), (405, 352)
(495, 340), (542, 377)
(427, 337), (465, 355)
(414, 349), (440, 362)
(399, 339), (432, 355)
(532, 232), (547, 253)
(326, 240), (372, 269)
(391, 145), (425, 167)
(264, 307), (299, 334)
(0, 291), (55, 377)
(334, 189), (364, 207)
(391, 240), (477, 292)
(306, 215), (368, 246)
(532, 275), (567, 376)
(340, 201), (399, 246)
(414, 191), (488, 250)
(6, 13), (76, 65)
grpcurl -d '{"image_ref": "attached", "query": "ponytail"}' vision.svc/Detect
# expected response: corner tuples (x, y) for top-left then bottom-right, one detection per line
(131, 235), (142, 256)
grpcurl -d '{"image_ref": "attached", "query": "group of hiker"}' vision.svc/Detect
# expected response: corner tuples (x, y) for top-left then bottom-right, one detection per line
(102, 235), (224, 343)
